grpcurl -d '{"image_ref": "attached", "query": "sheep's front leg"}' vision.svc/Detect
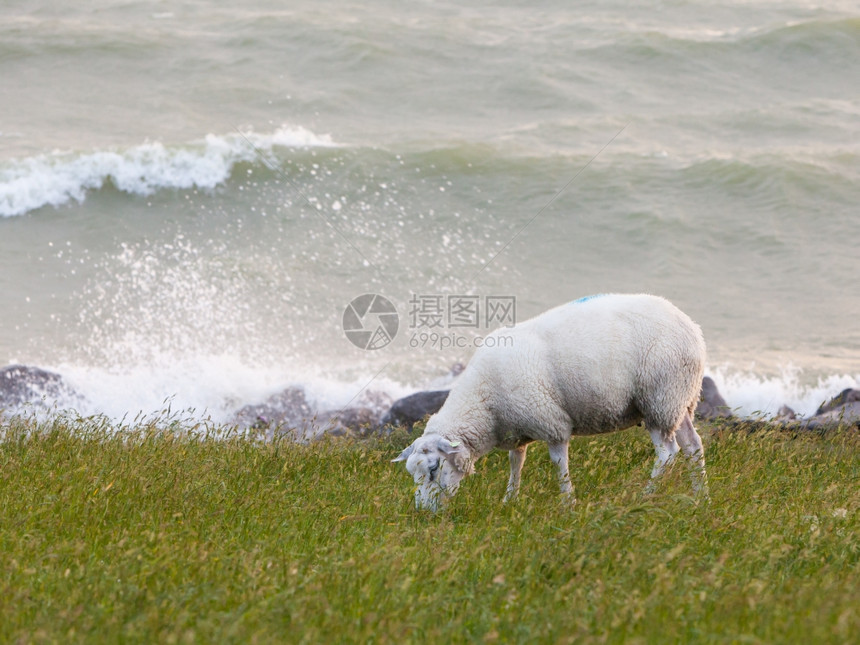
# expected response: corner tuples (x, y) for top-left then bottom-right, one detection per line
(504, 445), (528, 503)
(547, 441), (574, 503)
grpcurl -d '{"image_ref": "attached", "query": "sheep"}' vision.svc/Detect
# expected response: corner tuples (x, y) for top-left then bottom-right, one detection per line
(393, 293), (708, 511)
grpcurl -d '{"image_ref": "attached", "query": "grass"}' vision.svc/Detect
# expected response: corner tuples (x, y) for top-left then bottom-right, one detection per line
(0, 414), (857, 644)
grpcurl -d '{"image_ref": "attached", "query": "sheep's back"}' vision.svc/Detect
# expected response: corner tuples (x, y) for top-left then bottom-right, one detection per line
(470, 294), (705, 439)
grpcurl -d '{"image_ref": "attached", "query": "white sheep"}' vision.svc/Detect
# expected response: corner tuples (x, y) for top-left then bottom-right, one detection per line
(393, 294), (708, 511)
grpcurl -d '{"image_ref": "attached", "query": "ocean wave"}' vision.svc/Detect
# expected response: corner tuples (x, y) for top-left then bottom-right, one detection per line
(650, 16), (860, 46)
(676, 152), (858, 199)
(585, 16), (860, 68)
(0, 126), (338, 218)
(709, 366), (859, 419)
(748, 16), (860, 51)
(6, 357), (856, 425)
(52, 360), (413, 425)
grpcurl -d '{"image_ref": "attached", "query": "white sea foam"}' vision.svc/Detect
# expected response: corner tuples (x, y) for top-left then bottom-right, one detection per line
(0, 126), (338, 217)
(2, 232), (414, 423)
(40, 360), (414, 426)
(8, 353), (857, 427)
(708, 366), (860, 419)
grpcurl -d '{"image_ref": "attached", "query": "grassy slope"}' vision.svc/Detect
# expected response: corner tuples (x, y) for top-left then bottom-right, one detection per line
(0, 416), (857, 644)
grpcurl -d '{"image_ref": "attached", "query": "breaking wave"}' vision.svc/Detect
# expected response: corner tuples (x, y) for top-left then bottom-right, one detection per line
(0, 126), (338, 217)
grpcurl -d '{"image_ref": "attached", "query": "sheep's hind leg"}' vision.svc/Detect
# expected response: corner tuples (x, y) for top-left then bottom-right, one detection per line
(547, 441), (575, 504)
(675, 412), (709, 501)
(644, 427), (680, 494)
(504, 444), (528, 503)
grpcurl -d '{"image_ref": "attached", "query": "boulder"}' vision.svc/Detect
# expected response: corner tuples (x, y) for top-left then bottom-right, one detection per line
(310, 390), (395, 439)
(695, 376), (733, 420)
(231, 386), (394, 440)
(380, 390), (450, 430)
(231, 386), (314, 432)
(774, 405), (797, 423)
(0, 364), (80, 413)
(311, 407), (380, 438)
(350, 389), (394, 419)
(769, 389), (860, 430)
(804, 401), (860, 430)
(814, 389), (860, 416)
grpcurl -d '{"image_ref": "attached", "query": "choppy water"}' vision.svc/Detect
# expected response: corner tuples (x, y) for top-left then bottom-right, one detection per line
(1, 0), (858, 420)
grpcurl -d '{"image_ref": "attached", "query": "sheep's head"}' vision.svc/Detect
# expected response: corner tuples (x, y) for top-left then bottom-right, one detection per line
(392, 435), (473, 511)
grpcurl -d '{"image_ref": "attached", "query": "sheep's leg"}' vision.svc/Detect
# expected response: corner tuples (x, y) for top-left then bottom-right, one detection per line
(504, 445), (528, 502)
(675, 412), (709, 500)
(644, 428), (680, 494)
(547, 441), (574, 503)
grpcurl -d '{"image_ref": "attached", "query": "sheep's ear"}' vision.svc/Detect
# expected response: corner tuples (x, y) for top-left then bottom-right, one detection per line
(438, 440), (473, 474)
(437, 439), (462, 455)
(392, 444), (414, 463)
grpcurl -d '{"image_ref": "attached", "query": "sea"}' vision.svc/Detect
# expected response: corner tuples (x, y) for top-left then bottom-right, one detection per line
(1, 0), (858, 422)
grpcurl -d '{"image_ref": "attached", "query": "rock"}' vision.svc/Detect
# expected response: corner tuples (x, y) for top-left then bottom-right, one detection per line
(767, 389), (860, 430)
(774, 405), (797, 422)
(380, 390), (450, 430)
(312, 407), (380, 438)
(309, 390), (395, 438)
(231, 386), (395, 441)
(351, 389), (394, 418)
(231, 386), (314, 432)
(766, 389), (860, 430)
(804, 401), (860, 430)
(695, 376), (733, 420)
(0, 364), (80, 413)
(815, 389), (860, 416)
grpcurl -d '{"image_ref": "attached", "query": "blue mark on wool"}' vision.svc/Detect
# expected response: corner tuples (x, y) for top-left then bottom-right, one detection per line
(573, 294), (606, 305)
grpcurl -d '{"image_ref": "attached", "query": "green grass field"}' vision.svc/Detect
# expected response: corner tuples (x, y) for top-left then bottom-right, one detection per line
(1, 414), (857, 644)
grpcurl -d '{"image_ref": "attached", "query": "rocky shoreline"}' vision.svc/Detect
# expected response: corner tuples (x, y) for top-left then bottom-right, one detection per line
(2, 364), (858, 438)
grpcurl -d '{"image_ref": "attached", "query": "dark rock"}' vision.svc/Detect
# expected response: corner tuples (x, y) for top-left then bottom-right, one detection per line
(774, 405), (797, 422)
(309, 390), (395, 438)
(804, 401), (860, 430)
(695, 376), (733, 420)
(380, 390), (450, 430)
(232, 386), (395, 441)
(0, 364), (80, 412)
(231, 386), (314, 432)
(351, 389), (394, 418)
(815, 388), (860, 416)
(767, 389), (860, 430)
(312, 407), (380, 438)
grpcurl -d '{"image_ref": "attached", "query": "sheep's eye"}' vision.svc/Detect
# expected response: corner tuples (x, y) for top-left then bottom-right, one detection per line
(428, 461), (440, 482)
